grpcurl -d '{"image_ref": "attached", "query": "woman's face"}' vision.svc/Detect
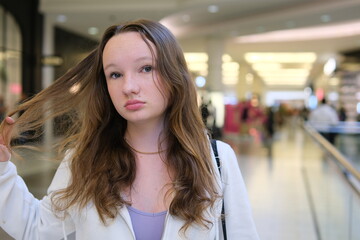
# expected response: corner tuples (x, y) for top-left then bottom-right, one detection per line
(103, 32), (168, 126)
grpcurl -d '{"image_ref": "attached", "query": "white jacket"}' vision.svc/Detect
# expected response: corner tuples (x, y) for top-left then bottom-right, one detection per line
(0, 141), (259, 240)
(308, 104), (339, 132)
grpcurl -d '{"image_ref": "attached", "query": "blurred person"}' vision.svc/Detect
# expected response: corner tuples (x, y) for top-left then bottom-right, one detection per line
(338, 104), (347, 121)
(200, 97), (210, 126)
(300, 106), (309, 122)
(264, 106), (275, 141)
(238, 99), (250, 136)
(223, 103), (240, 135)
(207, 100), (216, 128)
(246, 96), (266, 143)
(206, 100), (221, 139)
(308, 98), (339, 144)
(0, 19), (259, 239)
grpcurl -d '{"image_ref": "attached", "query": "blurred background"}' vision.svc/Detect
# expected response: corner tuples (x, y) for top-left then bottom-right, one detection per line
(1, 0), (360, 239)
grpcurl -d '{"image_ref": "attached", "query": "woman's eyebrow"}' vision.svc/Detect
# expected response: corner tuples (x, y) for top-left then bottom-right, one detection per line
(103, 63), (117, 71)
(103, 56), (154, 71)
(134, 56), (153, 63)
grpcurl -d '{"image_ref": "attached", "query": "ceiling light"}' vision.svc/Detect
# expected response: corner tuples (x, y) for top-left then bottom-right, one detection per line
(222, 54), (232, 62)
(323, 58), (336, 76)
(223, 76), (238, 85)
(88, 27), (99, 35)
(246, 73), (254, 85)
(258, 68), (310, 75)
(184, 52), (208, 76)
(261, 75), (308, 80)
(245, 52), (317, 63)
(252, 63), (282, 71)
(244, 52), (315, 86)
(222, 62), (239, 85)
(320, 15), (331, 23)
(195, 76), (206, 88)
(187, 62), (208, 71)
(56, 15), (67, 23)
(182, 14), (190, 22)
(256, 26), (265, 33)
(262, 77), (307, 85)
(285, 21), (295, 28)
(208, 5), (219, 13)
(184, 53), (208, 62)
(222, 62), (239, 71)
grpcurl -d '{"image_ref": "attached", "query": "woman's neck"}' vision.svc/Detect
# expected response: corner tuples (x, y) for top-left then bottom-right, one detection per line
(125, 122), (166, 153)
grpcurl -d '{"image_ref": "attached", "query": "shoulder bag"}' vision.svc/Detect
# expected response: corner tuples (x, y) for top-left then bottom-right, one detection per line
(210, 139), (227, 240)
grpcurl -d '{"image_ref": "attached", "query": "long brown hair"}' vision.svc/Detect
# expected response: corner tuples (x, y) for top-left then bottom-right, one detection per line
(3, 19), (219, 231)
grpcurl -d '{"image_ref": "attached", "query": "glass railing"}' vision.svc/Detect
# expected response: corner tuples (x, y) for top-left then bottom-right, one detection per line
(303, 123), (360, 240)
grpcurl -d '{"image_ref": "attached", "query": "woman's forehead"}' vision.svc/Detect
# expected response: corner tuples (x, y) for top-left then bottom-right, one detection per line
(103, 32), (157, 63)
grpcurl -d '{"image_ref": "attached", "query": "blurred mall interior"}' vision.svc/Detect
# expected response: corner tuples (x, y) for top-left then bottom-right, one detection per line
(1, 0), (360, 239)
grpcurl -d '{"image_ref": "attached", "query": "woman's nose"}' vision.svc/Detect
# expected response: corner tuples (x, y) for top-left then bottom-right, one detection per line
(122, 74), (140, 95)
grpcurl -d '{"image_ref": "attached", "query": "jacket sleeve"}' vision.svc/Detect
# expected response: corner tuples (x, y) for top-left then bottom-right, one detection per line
(217, 141), (260, 240)
(0, 158), (75, 240)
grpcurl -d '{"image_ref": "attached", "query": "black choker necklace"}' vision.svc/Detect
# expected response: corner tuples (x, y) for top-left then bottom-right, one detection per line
(125, 138), (166, 155)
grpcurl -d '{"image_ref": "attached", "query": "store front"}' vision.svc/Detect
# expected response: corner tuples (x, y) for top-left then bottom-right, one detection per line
(0, 5), (22, 115)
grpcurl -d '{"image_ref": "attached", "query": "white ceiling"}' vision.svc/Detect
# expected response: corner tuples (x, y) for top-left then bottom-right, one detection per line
(39, 0), (360, 90)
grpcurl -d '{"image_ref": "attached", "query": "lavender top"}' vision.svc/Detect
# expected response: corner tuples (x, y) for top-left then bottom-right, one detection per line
(127, 206), (167, 240)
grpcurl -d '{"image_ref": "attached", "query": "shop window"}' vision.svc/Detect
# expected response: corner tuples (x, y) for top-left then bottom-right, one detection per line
(0, 5), (22, 113)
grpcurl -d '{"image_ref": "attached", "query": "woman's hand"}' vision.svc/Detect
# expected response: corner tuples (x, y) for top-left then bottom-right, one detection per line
(0, 117), (15, 162)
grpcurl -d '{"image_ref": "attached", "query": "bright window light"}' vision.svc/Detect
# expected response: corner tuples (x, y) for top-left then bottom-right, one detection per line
(246, 73), (254, 85)
(222, 62), (239, 85)
(252, 63), (282, 71)
(245, 52), (316, 63)
(222, 54), (232, 62)
(324, 58), (336, 76)
(265, 91), (306, 106)
(184, 53), (208, 62)
(236, 20), (360, 43)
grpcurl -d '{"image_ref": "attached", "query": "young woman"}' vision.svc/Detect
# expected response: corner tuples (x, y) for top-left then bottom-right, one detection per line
(0, 19), (259, 239)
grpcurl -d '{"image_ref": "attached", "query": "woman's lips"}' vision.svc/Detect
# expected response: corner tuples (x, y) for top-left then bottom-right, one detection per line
(125, 100), (145, 110)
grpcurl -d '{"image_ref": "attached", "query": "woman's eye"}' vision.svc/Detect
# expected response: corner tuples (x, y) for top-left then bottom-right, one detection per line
(142, 66), (153, 73)
(110, 72), (122, 79)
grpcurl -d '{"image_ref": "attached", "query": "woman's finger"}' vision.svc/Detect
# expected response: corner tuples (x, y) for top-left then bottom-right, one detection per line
(0, 144), (11, 162)
(0, 116), (16, 145)
(5, 116), (15, 125)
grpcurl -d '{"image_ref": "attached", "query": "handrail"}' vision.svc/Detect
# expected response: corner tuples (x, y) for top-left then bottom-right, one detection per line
(303, 123), (360, 183)
(307, 121), (360, 134)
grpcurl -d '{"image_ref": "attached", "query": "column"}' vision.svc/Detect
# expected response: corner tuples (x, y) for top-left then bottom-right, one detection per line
(42, 14), (55, 152)
(206, 37), (224, 92)
(206, 37), (224, 127)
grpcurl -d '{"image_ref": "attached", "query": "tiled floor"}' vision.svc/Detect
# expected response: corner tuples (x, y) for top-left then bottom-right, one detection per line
(1, 125), (359, 239)
(224, 128), (317, 240)
(223, 125), (360, 240)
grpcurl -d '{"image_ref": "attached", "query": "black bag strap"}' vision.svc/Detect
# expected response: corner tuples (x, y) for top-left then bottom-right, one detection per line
(210, 139), (227, 240)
